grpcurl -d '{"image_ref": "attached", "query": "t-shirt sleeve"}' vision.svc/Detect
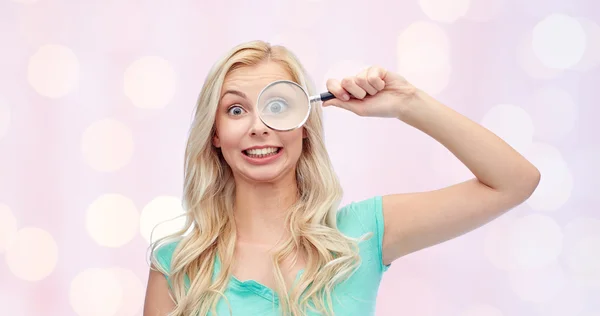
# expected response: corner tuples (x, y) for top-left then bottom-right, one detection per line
(153, 240), (179, 275)
(337, 195), (390, 273)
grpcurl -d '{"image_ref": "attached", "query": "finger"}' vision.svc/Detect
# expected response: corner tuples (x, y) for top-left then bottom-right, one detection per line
(322, 97), (367, 116)
(367, 66), (386, 91)
(341, 77), (367, 99)
(325, 78), (350, 103)
(322, 94), (365, 113)
(355, 69), (378, 95)
(322, 79), (359, 110)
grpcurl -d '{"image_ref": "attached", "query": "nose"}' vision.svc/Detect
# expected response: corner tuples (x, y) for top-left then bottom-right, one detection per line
(249, 111), (270, 136)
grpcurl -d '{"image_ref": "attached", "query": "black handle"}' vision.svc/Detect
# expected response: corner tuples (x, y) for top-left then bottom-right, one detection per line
(319, 92), (335, 102)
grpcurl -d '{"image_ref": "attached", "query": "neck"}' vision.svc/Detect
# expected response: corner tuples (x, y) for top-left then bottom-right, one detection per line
(233, 175), (299, 246)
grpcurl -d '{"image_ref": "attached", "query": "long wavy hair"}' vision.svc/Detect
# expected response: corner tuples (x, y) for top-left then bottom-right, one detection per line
(150, 40), (364, 316)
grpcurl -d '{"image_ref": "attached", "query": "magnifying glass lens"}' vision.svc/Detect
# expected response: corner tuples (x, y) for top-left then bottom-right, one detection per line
(257, 81), (310, 131)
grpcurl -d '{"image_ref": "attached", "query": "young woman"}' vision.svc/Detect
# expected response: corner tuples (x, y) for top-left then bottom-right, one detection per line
(143, 40), (540, 316)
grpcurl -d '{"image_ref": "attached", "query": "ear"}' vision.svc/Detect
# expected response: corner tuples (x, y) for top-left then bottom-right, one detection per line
(302, 127), (308, 139)
(213, 133), (221, 148)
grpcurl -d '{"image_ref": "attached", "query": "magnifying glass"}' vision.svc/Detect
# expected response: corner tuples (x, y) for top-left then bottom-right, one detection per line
(256, 80), (335, 131)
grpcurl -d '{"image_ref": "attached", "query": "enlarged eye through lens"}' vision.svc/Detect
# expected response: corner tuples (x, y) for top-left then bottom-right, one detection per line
(257, 80), (313, 131)
(263, 97), (289, 115)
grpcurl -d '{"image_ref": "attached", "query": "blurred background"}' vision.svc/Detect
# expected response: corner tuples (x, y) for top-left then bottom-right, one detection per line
(1, 0), (599, 315)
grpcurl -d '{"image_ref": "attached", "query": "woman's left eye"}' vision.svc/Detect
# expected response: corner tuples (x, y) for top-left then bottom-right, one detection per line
(227, 105), (245, 116)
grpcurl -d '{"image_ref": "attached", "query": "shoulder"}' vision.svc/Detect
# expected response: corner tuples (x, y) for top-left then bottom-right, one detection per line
(152, 239), (182, 274)
(336, 195), (384, 238)
(336, 195), (390, 272)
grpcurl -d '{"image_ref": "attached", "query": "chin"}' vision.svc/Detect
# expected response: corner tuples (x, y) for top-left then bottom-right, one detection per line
(245, 173), (283, 183)
(240, 165), (294, 184)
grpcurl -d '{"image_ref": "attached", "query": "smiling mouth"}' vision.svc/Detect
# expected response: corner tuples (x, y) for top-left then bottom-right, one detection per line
(243, 147), (282, 158)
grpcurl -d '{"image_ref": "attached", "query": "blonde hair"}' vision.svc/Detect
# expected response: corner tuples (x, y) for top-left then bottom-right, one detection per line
(150, 40), (363, 316)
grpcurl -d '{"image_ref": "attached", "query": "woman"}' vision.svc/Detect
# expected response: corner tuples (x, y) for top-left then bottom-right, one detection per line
(143, 40), (540, 316)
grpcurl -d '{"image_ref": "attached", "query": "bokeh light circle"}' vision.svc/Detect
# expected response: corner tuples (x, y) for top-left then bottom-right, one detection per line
(86, 194), (140, 248)
(534, 280), (587, 316)
(572, 17), (600, 71)
(484, 212), (520, 271)
(463, 0), (505, 22)
(523, 142), (573, 211)
(69, 268), (124, 316)
(508, 263), (565, 303)
(418, 0), (471, 23)
(571, 146), (600, 202)
(563, 218), (600, 288)
(516, 30), (563, 79)
(5, 227), (59, 281)
(123, 56), (177, 109)
(507, 214), (563, 269)
(110, 267), (145, 316)
(481, 104), (534, 153)
(397, 21), (452, 94)
(81, 118), (135, 172)
(566, 236), (600, 288)
(28, 44), (80, 98)
(529, 87), (578, 142)
(531, 14), (587, 69)
(139, 196), (186, 243)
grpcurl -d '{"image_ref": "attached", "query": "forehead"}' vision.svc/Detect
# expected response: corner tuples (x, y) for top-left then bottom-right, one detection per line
(222, 62), (294, 95)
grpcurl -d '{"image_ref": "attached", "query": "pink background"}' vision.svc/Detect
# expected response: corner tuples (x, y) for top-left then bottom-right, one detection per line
(1, 0), (599, 315)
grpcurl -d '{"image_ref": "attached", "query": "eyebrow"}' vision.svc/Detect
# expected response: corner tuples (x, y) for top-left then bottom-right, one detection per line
(220, 89), (247, 101)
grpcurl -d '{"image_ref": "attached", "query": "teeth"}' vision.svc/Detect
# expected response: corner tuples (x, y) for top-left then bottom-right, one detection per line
(245, 147), (279, 156)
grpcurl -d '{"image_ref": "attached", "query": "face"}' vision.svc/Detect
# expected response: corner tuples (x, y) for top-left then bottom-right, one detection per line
(213, 62), (306, 184)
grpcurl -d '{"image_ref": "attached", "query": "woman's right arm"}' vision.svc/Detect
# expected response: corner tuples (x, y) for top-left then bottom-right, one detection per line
(143, 266), (176, 316)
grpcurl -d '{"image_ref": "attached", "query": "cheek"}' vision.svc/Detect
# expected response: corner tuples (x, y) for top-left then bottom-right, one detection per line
(216, 121), (246, 151)
(281, 130), (305, 154)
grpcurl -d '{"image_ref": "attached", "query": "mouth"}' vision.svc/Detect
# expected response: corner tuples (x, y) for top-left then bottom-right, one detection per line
(242, 147), (283, 158)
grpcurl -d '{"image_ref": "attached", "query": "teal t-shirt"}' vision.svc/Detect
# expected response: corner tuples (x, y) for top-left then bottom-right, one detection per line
(154, 196), (390, 315)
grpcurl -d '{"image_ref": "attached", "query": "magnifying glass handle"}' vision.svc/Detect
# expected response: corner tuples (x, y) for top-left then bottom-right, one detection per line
(319, 92), (335, 102)
(309, 91), (337, 103)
